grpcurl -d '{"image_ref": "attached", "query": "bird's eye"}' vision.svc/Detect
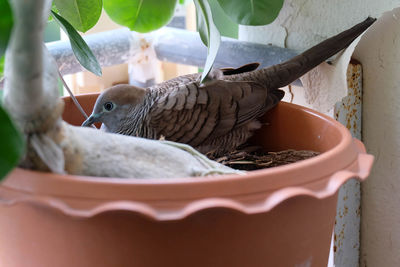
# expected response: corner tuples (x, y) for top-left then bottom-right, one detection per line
(104, 102), (114, 111)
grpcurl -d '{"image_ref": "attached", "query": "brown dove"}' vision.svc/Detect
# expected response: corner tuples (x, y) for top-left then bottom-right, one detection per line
(82, 17), (375, 156)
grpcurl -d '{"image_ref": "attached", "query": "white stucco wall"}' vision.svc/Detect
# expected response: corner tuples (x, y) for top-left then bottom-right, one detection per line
(353, 9), (400, 267)
(239, 1), (400, 267)
(239, 0), (400, 50)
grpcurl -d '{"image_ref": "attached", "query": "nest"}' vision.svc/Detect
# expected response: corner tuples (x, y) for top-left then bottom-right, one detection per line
(209, 146), (320, 171)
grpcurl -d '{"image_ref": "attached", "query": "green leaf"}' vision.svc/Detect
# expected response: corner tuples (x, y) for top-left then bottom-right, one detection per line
(0, 0), (13, 55)
(48, 3), (59, 22)
(216, 0), (284, 25)
(103, 0), (177, 33)
(52, 2), (59, 14)
(0, 1), (21, 180)
(195, 1), (208, 46)
(194, 0), (221, 83)
(207, 0), (237, 38)
(0, 55), (4, 80)
(51, 11), (102, 76)
(0, 105), (24, 180)
(179, 0), (185, 4)
(53, 0), (102, 32)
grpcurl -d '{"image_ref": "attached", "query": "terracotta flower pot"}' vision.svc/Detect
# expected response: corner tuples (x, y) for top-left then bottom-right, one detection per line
(0, 93), (373, 267)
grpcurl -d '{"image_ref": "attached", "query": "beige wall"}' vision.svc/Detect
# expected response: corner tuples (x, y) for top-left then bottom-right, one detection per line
(239, 1), (400, 266)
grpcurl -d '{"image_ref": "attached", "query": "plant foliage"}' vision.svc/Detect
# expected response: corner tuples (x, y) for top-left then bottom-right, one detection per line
(51, 11), (102, 76)
(53, 0), (103, 32)
(0, 106), (24, 179)
(0, 0), (13, 55)
(49, 0), (283, 81)
(0, 55), (4, 80)
(0, 0), (24, 180)
(103, 0), (178, 33)
(216, 0), (284, 25)
(194, 0), (221, 82)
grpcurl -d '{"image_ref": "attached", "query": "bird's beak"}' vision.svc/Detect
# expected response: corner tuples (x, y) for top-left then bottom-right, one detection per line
(81, 114), (98, 127)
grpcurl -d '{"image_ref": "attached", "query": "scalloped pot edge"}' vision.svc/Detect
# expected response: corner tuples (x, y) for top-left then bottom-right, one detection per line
(0, 150), (372, 221)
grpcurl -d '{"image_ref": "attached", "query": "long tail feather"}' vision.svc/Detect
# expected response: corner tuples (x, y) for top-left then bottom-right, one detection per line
(261, 17), (376, 89)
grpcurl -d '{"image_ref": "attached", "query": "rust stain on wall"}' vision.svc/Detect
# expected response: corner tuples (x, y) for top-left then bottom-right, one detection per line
(333, 62), (363, 265)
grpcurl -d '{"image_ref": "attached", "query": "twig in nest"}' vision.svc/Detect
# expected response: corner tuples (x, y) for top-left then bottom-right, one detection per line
(57, 69), (97, 129)
(212, 146), (320, 171)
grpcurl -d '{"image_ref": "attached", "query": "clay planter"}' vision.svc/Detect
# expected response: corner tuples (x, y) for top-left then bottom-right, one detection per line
(0, 93), (373, 267)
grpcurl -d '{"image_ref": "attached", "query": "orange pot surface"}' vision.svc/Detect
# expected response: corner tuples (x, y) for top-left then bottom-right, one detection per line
(0, 94), (374, 267)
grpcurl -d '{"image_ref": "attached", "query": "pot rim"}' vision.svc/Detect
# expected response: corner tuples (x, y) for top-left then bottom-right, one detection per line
(0, 101), (374, 220)
(1, 151), (372, 221)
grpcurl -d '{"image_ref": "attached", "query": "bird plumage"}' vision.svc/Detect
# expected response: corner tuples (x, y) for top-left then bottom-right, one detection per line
(82, 17), (376, 156)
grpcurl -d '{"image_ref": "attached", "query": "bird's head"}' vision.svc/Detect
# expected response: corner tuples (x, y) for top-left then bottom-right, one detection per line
(81, 84), (147, 130)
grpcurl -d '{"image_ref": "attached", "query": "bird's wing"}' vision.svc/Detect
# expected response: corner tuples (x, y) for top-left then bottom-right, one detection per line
(150, 63), (260, 92)
(151, 73), (199, 90)
(148, 79), (283, 147)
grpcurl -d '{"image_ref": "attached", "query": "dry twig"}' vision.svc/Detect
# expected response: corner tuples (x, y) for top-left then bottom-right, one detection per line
(210, 146), (320, 171)
(57, 69), (97, 129)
